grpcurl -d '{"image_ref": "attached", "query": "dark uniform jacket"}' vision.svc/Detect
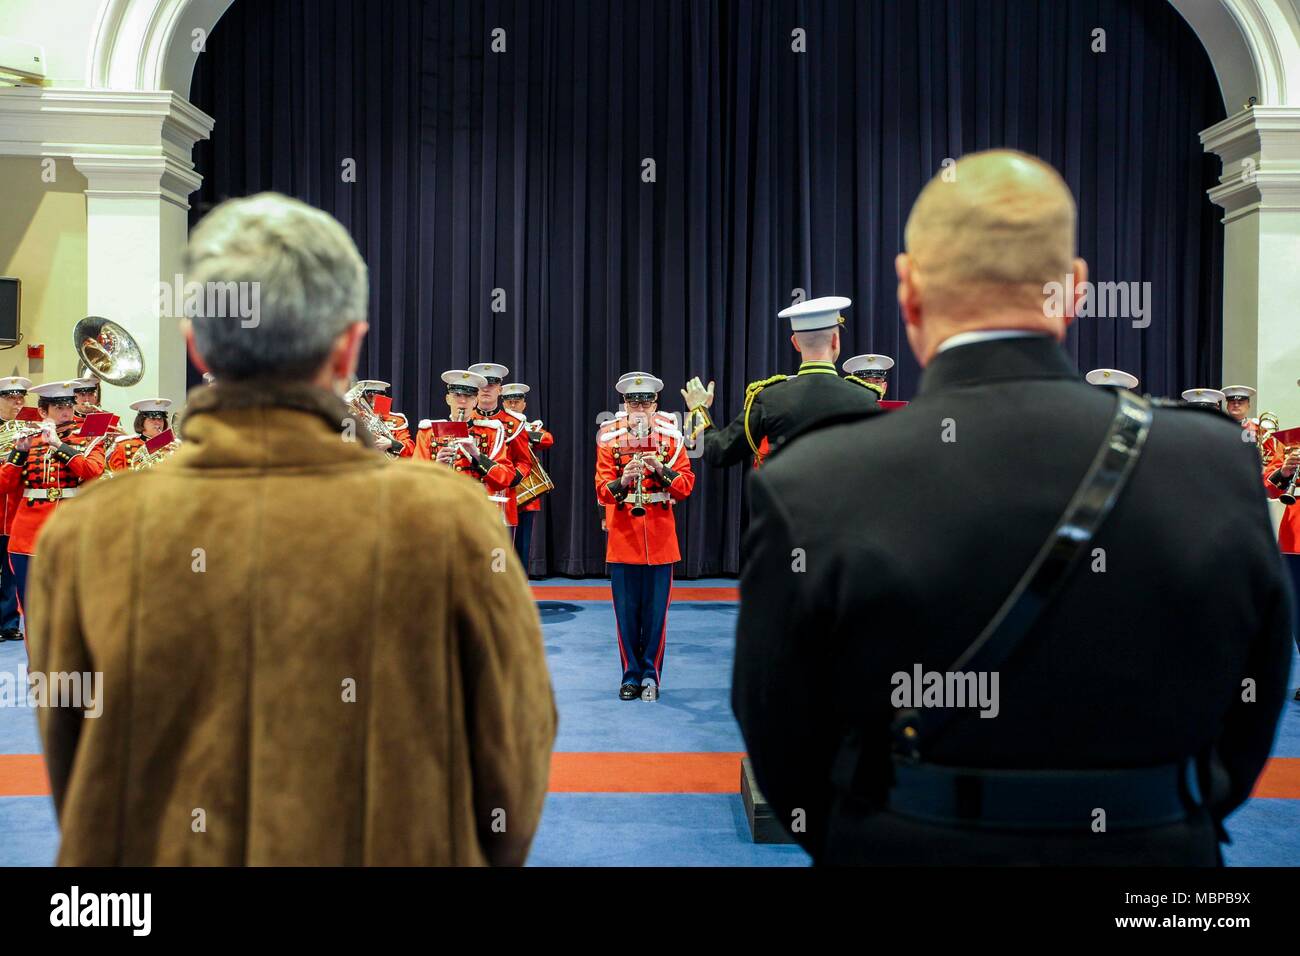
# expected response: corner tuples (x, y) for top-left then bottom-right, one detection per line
(701, 360), (880, 466)
(733, 335), (1293, 865)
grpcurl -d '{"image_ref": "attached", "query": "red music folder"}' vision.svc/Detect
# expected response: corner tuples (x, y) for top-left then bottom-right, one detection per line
(145, 428), (175, 453)
(428, 421), (470, 439)
(15, 407), (41, 422)
(371, 394), (392, 417)
(76, 412), (115, 438)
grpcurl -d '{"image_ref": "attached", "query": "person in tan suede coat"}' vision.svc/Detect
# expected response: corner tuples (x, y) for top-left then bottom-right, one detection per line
(27, 193), (556, 865)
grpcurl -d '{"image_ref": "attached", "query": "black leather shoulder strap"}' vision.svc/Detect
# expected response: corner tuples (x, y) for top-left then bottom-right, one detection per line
(891, 390), (1154, 759)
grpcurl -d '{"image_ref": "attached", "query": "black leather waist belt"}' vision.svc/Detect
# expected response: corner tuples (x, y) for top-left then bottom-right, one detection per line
(885, 757), (1201, 831)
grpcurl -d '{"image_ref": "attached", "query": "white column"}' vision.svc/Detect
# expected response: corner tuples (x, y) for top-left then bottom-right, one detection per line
(1202, 106), (1300, 427)
(0, 87), (213, 411)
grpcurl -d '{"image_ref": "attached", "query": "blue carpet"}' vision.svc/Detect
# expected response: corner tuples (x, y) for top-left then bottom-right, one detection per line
(527, 794), (809, 866)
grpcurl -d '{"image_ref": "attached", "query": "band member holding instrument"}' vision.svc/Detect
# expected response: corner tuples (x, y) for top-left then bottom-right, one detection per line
(71, 378), (101, 422)
(596, 372), (695, 702)
(502, 382), (553, 576)
(415, 371), (514, 514)
(842, 354), (895, 397)
(355, 379), (414, 457)
(108, 398), (175, 472)
(0, 377), (30, 641)
(0, 380), (108, 617)
(469, 363), (531, 535)
(682, 297), (880, 470)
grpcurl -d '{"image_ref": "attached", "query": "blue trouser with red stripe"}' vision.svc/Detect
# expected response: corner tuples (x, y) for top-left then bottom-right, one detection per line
(514, 509), (536, 576)
(0, 535), (20, 633)
(610, 563), (673, 686)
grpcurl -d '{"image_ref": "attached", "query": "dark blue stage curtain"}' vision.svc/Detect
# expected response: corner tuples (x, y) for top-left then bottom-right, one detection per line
(190, 0), (1225, 577)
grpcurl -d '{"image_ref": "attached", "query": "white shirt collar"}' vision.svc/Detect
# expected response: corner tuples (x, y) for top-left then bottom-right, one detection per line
(936, 329), (1052, 354)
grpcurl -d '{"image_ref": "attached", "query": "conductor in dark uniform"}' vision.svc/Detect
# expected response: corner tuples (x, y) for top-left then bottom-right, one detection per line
(682, 297), (881, 468)
(732, 149), (1294, 866)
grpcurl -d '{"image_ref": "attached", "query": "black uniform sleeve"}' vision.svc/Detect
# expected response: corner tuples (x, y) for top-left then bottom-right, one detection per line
(732, 472), (841, 855)
(702, 393), (764, 467)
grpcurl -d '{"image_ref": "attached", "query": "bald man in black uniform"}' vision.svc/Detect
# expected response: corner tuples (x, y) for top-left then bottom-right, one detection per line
(733, 150), (1294, 866)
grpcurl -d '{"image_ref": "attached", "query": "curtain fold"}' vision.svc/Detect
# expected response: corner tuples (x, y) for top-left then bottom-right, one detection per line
(190, 0), (1225, 577)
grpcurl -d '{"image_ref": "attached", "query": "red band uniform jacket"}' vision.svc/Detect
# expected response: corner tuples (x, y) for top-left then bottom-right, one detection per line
(595, 412), (695, 565)
(0, 426), (108, 555)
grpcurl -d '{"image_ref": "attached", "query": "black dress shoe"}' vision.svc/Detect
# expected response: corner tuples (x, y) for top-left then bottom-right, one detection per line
(0, 629), (21, 642)
(619, 682), (641, 701)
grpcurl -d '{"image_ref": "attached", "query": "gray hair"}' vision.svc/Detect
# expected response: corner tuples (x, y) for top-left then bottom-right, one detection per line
(182, 193), (368, 380)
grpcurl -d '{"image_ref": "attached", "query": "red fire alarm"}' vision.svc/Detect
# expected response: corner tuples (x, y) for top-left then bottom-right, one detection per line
(26, 344), (43, 359)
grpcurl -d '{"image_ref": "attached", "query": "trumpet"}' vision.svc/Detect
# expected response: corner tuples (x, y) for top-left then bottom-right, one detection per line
(624, 418), (654, 516)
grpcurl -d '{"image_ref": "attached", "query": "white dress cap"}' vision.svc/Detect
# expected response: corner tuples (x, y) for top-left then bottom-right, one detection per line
(843, 354), (895, 375)
(777, 296), (851, 332)
(1085, 368), (1139, 390)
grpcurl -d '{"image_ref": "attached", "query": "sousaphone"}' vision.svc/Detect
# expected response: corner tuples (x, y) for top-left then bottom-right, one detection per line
(73, 316), (145, 388)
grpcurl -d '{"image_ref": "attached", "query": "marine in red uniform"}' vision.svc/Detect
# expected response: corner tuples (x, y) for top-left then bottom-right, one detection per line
(0, 376), (31, 641)
(595, 372), (695, 701)
(107, 398), (175, 473)
(468, 363), (532, 533)
(0, 380), (108, 618)
(1262, 424), (1300, 699)
(414, 370), (514, 520)
(357, 379), (415, 457)
(502, 382), (553, 575)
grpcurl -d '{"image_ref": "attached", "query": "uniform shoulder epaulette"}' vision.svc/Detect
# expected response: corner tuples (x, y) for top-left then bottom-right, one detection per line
(386, 411), (408, 426)
(745, 374), (788, 395)
(844, 374), (886, 397)
(502, 408), (527, 422)
(416, 419), (433, 430)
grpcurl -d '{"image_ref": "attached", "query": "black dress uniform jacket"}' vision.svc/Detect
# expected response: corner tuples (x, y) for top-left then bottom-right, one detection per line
(733, 335), (1294, 865)
(701, 361), (880, 466)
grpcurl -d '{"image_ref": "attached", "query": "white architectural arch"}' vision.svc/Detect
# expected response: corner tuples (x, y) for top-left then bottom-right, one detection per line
(0, 0), (1297, 414)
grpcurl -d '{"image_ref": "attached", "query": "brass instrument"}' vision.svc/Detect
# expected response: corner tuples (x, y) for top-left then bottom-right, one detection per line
(73, 316), (145, 387)
(1256, 411), (1281, 469)
(625, 418), (653, 517)
(343, 381), (397, 448)
(0, 418), (43, 458)
(514, 419), (555, 507)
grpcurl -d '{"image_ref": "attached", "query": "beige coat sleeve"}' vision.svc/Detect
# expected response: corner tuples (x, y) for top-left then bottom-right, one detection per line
(26, 505), (92, 818)
(453, 498), (557, 866)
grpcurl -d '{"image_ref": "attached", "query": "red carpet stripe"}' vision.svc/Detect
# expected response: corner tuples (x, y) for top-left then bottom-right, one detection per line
(532, 586), (738, 601)
(548, 752), (744, 793)
(2, 753), (1297, 797)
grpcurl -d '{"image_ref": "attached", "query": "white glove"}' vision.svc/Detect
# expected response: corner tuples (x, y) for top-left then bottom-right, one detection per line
(681, 376), (715, 410)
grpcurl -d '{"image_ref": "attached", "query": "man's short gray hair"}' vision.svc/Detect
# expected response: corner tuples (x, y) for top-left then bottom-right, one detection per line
(183, 193), (368, 380)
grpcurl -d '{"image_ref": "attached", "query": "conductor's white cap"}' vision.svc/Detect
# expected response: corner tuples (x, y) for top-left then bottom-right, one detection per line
(1085, 368), (1139, 390)
(778, 296), (850, 333)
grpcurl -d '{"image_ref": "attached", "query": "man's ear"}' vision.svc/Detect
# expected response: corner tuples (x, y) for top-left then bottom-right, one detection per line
(1065, 258), (1088, 332)
(790, 333), (802, 354)
(329, 321), (369, 383)
(181, 320), (210, 375)
(896, 254), (921, 330)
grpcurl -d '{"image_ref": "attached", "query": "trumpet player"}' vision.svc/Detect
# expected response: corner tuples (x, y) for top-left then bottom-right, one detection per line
(0, 377), (30, 641)
(108, 398), (177, 472)
(0, 380), (108, 617)
(502, 382), (553, 574)
(414, 370), (514, 501)
(596, 372), (695, 702)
